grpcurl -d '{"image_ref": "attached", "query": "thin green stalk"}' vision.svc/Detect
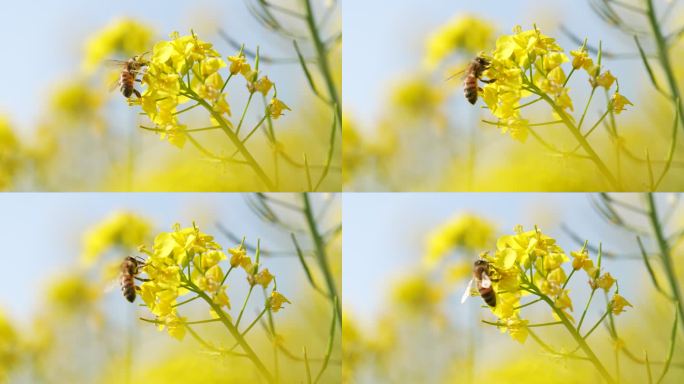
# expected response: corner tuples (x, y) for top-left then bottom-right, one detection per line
(236, 285), (255, 328)
(304, 348), (313, 384)
(236, 92), (255, 136)
(654, 99), (679, 190)
(529, 80), (619, 189)
(303, 0), (341, 126)
(191, 282), (274, 383)
(539, 293), (616, 384)
(578, 288), (598, 332)
(172, 295), (201, 307)
(646, 193), (684, 329)
(657, 305), (678, 384)
(173, 102), (201, 115)
(582, 309), (611, 340)
(578, 87), (598, 131)
(302, 193), (342, 325)
(482, 320), (562, 328)
(263, 289), (280, 383)
(645, 0), (684, 134)
(314, 297), (337, 384)
(185, 88), (275, 190)
(513, 297), (543, 310)
(313, 106), (338, 191)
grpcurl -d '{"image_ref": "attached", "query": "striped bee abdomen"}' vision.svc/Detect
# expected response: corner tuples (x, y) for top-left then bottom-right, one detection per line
(121, 275), (136, 302)
(464, 74), (479, 105)
(120, 71), (135, 98)
(479, 286), (496, 307)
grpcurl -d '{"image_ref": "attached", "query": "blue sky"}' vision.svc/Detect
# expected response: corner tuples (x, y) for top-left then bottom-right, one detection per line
(0, 193), (339, 323)
(343, 0), (664, 131)
(343, 193), (676, 325)
(0, 0), (326, 133)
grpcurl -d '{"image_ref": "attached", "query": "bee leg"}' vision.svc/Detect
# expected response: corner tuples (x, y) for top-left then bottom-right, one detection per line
(133, 89), (142, 98)
(135, 277), (151, 282)
(481, 78), (496, 84)
(135, 79), (142, 83)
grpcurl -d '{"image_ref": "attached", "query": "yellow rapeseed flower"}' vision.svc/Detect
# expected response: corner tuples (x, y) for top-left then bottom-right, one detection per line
(612, 93), (633, 114)
(500, 317), (529, 343)
(594, 70), (617, 89)
(50, 82), (104, 126)
(0, 117), (21, 191)
(424, 214), (495, 267)
(391, 77), (445, 117)
(570, 47), (594, 71)
(424, 15), (495, 69)
(229, 246), (252, 269)
(596, 272), (616, 291)
(269, 98), (291, 119)
(270, 291), (291, 312)
(84, 18), (153, 72)
(253, 268), (274, 288)
(611, 294), (632, 315)
(46, 274), (100, 315)
(391, 274), (443, 314)
(81, 211), (151, 266)
(0, 309), (19, 381)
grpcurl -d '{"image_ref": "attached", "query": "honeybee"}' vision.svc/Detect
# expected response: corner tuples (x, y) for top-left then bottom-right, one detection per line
(449, 55), (496, 105)
(120, 256), (146, 303)
(108, 54), (149, 99)
(461, 257), (497, 307)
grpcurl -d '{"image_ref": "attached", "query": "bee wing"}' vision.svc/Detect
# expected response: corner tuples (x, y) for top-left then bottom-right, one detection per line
(461, 278), (475, 304)
(103, 59), (129, 67)
(445, 68), (467, 82)
(108, 76), (121, 93)
(103, 277), (121, 293)
(481, 272), (492, 289)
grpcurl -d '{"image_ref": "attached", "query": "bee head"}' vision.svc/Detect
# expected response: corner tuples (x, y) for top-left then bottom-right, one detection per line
(475, 56), (490, 68)
(474, 259), (488, 267)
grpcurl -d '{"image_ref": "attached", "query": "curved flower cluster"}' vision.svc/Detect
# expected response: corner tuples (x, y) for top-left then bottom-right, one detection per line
(138, 223), (225, 340)
(485, 226), (569, 340)
(480, 26), (632, 142)
(137, 31), (290, 149)
(483, 226), (630, 343)
(137, 223), (289, 340)
(424, 15), (495, 68)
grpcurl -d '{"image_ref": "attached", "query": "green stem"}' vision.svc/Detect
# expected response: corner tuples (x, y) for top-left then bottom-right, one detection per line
(302, 193), (342, 325)
(645, 0), (684, 134)
(539, 293), (616, 384)
(186, 88), (275, 190)
(236, 92), (255, 136)
(646, 193), (684, 329)
(529, 81), (619, 189)
(303, 0), (341, 126)
(192, 284), (274, 383)
(236, 285), (255, 328)
(578, 288), (598, 332)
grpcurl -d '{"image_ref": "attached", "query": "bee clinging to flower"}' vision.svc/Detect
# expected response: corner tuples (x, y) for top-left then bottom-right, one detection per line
(119, 255), (147, 303)
(461, 254), (497, 307)
(449, 54), (496, 105)
(108, 53), (149, 99)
